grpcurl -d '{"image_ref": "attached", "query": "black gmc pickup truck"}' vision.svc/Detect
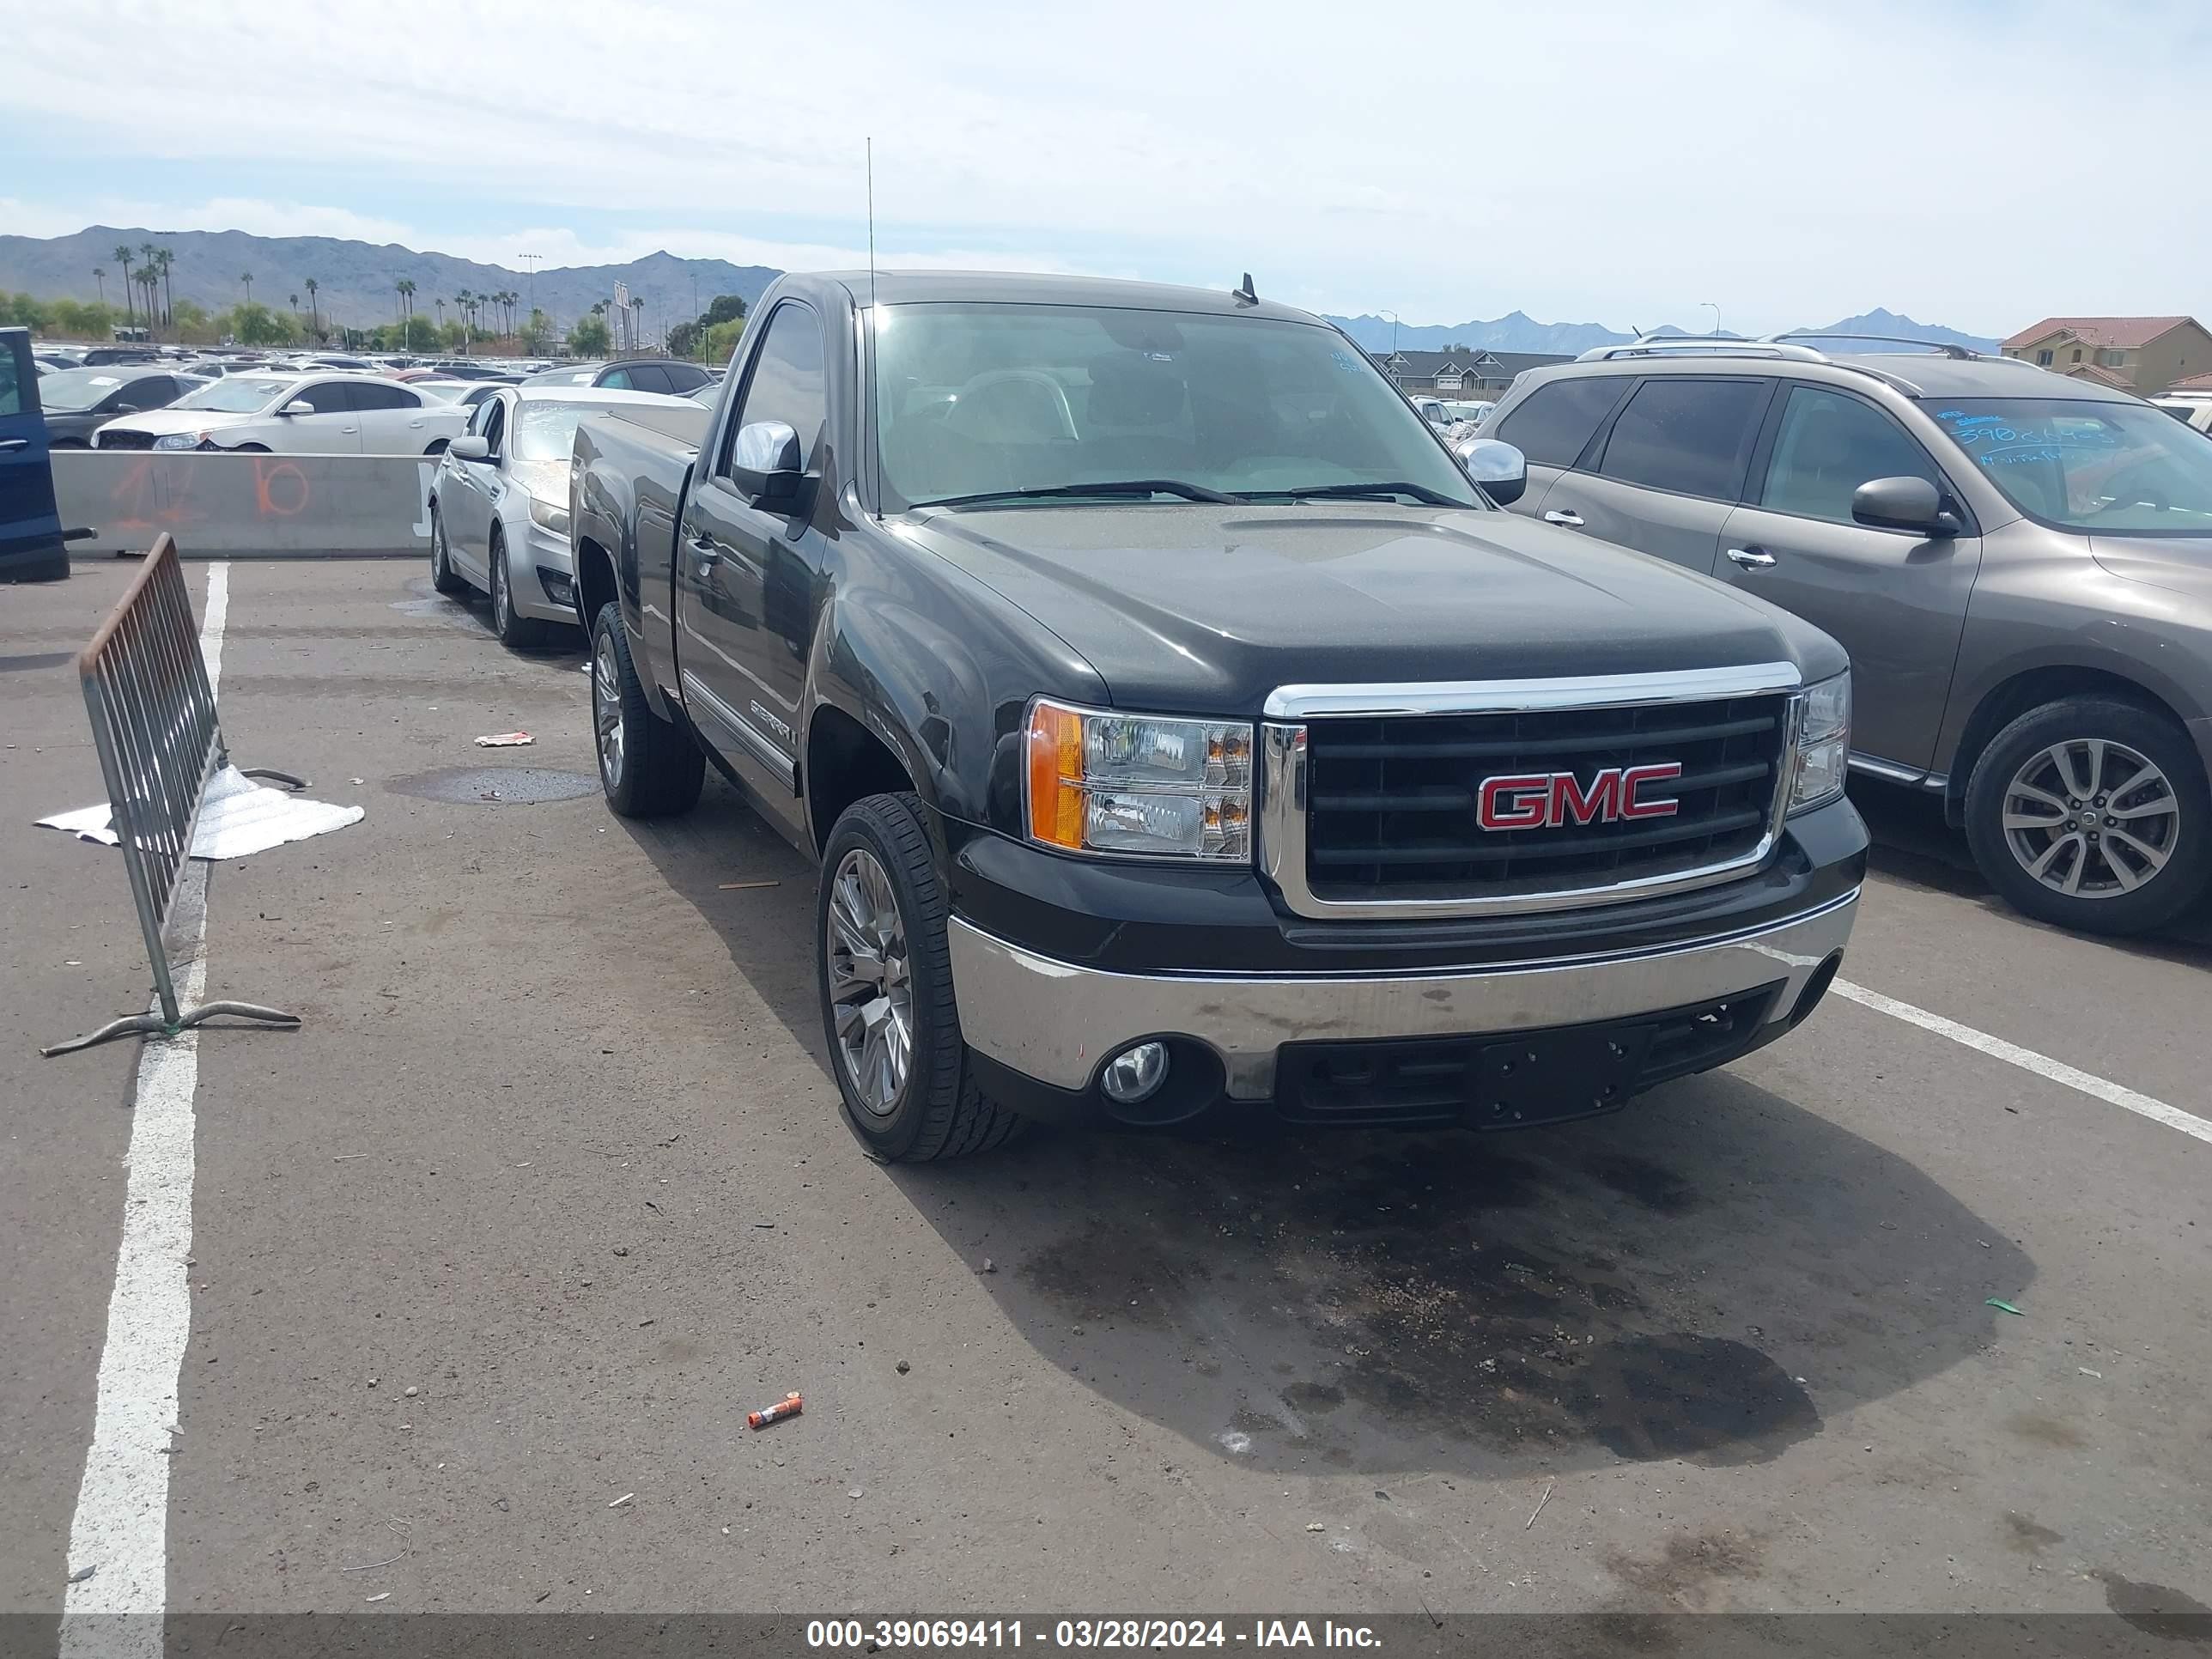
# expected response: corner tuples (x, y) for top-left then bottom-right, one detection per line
(568, 271), (1865, 1161)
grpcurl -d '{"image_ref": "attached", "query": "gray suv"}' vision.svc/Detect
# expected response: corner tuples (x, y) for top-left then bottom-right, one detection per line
(1477, 336), (2212, 935)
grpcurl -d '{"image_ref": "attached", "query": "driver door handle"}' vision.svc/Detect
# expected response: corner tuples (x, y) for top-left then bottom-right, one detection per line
(1725, 546), (1778, 568)
(690, 535), (720, 562)
(1543, 509), (1583, 527)
(0, 437), (27, 452)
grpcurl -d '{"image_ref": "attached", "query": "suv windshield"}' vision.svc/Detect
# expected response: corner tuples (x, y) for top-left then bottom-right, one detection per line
(1929, 398), (2212, 536)
(872, 302), (1477, 511)
(174, 377), (297, 413)
(34, 368), (131, 411)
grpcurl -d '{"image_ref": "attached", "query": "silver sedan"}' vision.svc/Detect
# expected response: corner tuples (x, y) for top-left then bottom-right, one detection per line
(428, 386), (690, 647)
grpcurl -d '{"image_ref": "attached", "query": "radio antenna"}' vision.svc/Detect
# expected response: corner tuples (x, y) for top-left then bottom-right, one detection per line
(866, 137), (878, 309)
(867, 137), (881, 520)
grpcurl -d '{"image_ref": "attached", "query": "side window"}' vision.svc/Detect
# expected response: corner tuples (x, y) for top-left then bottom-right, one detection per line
(480, 398), (507, 457)
(296, 381), (355, 415)
(720, 302), (827, 477)
(1491, 376), (1629, 469)
(661, 362), (710, 392)
(634, 366), (674, 395)
(0, 343), (24, 417)
(348, 382), (417, 411)
(469, 398), (499, 438)
(1595, 378), (1768, 500)
(600, 368), (635, 391)
(1758, 386), (1943, 526)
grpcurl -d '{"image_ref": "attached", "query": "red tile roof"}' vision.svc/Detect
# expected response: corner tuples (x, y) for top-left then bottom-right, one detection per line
(2064, 363), (2135, 389)
(2003, 315), (2199, 350)
(2165, 371), (2212, 392)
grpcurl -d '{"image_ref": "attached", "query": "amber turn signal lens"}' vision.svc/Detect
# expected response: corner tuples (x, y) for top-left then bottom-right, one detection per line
(1027, 701), (1086, 848)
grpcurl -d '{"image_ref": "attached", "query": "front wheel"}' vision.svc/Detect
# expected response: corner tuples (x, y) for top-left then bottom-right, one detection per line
(1964, 696), (2212, 935)
(590, 602), (702, 817)
(817, 793), (1023, 1161)
(489, 535), (549, 648)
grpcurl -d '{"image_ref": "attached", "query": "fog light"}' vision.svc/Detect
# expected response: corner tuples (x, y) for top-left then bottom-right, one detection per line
(1101, 1041), (1169, 1105)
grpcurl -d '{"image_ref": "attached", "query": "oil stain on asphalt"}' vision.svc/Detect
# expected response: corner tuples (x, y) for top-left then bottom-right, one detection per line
(911, 1069), (2029, 1478)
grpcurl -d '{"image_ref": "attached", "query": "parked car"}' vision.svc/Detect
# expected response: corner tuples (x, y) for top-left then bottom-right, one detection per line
(1, 326), (70, 581)
(568, 270), (1863, 1161)
(1412, 395), (1452, 427)
(428, 386), (695, 647)
(94, 371), (470, 455)
(1443, 398), (1494, 428)
(34, 366), (204, 447)
(526, 358), (713, 394)
(2150, 396), (2212, 435)
(1481, 335), (2212, 934)
(416, 380), (505, 411)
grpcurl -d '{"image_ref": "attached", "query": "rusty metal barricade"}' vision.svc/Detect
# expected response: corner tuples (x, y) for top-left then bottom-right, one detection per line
(43, 535), (302, 1056)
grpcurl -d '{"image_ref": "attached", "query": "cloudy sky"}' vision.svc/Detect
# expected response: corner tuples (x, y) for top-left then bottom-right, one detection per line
(3, 0), (2205, 334)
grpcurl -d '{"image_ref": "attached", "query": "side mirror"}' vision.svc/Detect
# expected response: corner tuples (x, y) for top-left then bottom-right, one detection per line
(279, 399), (315, 417)
(112, 404), (143, 416)
(1455, 437), (1528, 507)
(729, 419), (805, 509)
(1851, 475), (1960, 537)
(449, 435), (492, 463)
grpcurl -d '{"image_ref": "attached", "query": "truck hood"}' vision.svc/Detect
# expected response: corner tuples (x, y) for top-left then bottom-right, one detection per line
(900, 501), (1844, 713)
(2090, 533), (2212, 601)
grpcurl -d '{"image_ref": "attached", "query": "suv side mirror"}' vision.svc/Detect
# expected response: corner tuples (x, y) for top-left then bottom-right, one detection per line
(1455, 437), (1528, 507)
(1851, 475), (1960, 537)
(729, 419), (805, 510)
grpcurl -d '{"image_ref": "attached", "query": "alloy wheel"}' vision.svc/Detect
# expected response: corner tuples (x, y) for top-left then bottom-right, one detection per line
(824, 847), (913, 1118)
(2002, 738), (2181, 900)
(492, 550), (509, 632)
(592, 629), (624, 790)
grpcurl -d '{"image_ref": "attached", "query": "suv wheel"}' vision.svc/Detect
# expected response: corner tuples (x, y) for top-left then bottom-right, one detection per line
(817, 793), (1023, 1162)
(490, 534), (548, 648)
(1964, 696), (2212, 935)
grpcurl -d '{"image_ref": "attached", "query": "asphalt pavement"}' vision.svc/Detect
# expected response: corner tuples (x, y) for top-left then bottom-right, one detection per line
(3, 559), (2209, 1650)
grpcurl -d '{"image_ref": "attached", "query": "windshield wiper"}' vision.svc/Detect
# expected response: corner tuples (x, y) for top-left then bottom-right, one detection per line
(1256, 481), (1468, 507)
(915, 479), (1245, 508)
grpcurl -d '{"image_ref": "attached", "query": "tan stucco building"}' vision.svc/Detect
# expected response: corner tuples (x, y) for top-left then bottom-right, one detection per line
(2000, 316), (2212, 393)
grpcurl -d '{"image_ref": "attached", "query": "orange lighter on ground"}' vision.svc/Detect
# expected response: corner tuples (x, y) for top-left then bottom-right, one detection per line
(746, 1391), (802, 1430)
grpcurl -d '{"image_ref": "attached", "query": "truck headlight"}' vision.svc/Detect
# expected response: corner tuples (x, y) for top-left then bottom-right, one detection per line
(1789, 671), (1850, 814)
(529, 495), (570, 537)
(152, 433), (201, 451)
(1026, 699), (1253, 860)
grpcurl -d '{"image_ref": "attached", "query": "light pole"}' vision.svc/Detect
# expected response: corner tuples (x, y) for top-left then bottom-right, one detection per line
(1702, 301), (1721, 339)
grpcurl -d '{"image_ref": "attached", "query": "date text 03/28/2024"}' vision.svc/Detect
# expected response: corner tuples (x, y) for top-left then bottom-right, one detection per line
(805, 1619), (1382, 1649)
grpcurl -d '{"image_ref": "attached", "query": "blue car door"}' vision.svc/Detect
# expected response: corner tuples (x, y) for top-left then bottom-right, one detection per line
(0, 326), (68, 580)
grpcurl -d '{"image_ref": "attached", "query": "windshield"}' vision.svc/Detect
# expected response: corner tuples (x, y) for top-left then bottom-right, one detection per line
(512, 403), (595, 463)
(872, 302), (1478, 511)
(36, 368), (130, 412)
(174, 377), (297, 413)
(1929, 398), (2212, 536)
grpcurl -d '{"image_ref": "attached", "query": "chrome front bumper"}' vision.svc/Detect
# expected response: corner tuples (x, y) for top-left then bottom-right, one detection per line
(948, 889), (1858, 1099)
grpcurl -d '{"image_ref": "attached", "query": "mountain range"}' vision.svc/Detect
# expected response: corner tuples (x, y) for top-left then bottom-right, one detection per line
(0, 225), (2003, 353)
(1323, 305), (2000, 356)
(0, 226), (781, 331)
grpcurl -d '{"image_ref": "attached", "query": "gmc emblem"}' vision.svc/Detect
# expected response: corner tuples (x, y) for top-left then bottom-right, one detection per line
(1476, 763), (1683, 831)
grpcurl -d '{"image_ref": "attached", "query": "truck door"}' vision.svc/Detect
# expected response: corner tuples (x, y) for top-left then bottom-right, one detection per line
(0, 327), (67, 580)
(673, 300), (829, 796)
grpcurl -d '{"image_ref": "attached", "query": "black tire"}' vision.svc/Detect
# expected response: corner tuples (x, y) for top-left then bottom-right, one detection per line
(428, 501), (467, 594)
(1964, 696), (2212, 936)
(591, 601), (703, 817)
(489, 533), (550, 648)
(817, 793), (1024, 1162)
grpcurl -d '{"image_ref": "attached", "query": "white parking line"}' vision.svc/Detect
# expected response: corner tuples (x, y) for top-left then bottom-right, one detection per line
(1832, 975), (2212, 1146)
(58, 562), (229, 1656)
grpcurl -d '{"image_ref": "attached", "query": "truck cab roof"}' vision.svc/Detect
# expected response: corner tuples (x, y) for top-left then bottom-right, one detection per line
(798, 268), (1322, 326)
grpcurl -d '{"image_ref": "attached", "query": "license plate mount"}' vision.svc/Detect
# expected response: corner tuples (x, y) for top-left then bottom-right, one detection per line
(1474, 1024), (1655, 1128)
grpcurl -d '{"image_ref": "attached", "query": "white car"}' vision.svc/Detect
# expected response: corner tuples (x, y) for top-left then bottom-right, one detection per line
(428, 386), (696, 647)
(93, 371), (470, 455)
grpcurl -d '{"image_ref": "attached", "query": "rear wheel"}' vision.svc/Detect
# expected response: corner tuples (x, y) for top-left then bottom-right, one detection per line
(1964, 696), (2212, 935)
(428, 501), (467, 594)
(489, 533), (549, 648)
(817, 793), (1023, 1162)
(591, 602), (702, 817)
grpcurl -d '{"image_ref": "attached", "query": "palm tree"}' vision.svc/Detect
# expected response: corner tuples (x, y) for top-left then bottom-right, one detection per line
(155, 247), (175, 331)
(141, 268), (161, 337)
(112, 245), (136, 332)
(94, 266), (106, 309)
(240, 270), (254, 306)
(304, 276), (320, 337)
(395, 278), (416, 348)
(630, 295), (647, 352)
(289, 292), (301, 323)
